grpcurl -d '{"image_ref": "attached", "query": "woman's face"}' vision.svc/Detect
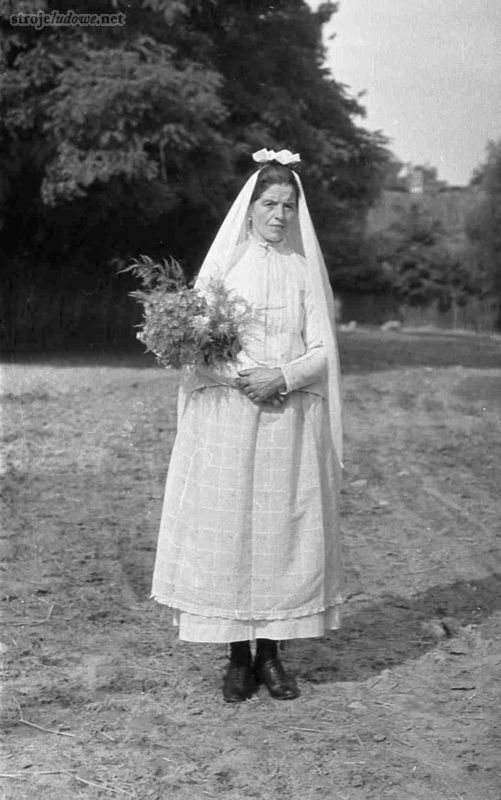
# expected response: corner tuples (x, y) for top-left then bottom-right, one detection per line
(250, 183), (297, 244)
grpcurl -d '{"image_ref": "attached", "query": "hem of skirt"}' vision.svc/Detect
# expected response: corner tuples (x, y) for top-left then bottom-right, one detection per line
(150, 592), (344, 620)
(173, 606), (342, 642)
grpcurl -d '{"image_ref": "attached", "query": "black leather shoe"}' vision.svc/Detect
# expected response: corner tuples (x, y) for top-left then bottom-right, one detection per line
(222, 662), (256, 703)
(254, 656), (300, 700)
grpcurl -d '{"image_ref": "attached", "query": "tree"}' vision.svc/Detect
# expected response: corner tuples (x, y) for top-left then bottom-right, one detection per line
(371, 203), (478, 309)
(0, 0), (389, 347)
(466, 140), (501, 310)
(1, 0), (229, 258)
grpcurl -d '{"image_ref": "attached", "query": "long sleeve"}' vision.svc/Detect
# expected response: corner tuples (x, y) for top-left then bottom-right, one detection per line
(280, 278), (327, 393)
(184, 346), (264, 398)
(186, 353), (261, 391)
(187, 246), (327, 396)
(189, 362), (238, 388)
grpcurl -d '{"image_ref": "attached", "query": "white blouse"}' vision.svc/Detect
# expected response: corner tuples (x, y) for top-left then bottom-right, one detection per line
(189, 237), (327, 396)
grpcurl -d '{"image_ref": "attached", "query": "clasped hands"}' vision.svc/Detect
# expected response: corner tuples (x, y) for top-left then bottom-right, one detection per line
(236, 367), (287, 407)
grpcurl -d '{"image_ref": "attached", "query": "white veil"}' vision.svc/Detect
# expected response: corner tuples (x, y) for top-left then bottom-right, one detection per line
(178, 152), (343, 468)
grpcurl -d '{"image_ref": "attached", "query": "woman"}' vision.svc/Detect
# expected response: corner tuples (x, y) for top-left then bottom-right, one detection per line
(151, 149), (343, 702)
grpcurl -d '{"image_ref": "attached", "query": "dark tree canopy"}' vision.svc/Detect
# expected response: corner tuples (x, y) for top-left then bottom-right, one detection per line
(467, 140), (501, 308)
(0, 0), (390, 347)
(370, 204), (479, 310)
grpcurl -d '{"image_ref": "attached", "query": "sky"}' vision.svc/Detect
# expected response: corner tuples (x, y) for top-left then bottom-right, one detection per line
(309, 0), (501, 186)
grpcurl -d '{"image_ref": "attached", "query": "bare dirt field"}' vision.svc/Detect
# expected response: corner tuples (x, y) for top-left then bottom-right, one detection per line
(1, 328), (500, 800)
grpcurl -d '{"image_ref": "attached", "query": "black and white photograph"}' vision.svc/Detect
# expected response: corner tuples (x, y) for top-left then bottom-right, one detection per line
(1, 1), (500, 798)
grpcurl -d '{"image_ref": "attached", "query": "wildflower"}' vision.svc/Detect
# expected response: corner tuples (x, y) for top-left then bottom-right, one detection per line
(122, 256), (250, 369)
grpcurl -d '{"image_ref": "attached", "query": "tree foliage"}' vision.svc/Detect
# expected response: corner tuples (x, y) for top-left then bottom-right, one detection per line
(0, 0), (390, 347)
(370, 203), (479, 309)
(466, 139), (501, 307)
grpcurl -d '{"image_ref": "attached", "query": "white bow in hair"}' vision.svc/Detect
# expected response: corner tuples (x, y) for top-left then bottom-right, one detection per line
(252, 148), (301, 166)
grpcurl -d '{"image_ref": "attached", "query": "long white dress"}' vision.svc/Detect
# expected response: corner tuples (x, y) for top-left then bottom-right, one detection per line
(151, 238), (343, 642)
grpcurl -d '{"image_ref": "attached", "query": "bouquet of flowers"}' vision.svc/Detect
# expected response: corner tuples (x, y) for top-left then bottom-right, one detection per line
(122, 255), (249, 369)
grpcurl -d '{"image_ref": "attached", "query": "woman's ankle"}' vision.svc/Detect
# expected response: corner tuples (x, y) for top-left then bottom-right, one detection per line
(255, 638), (278, 661)
(229, 640), (252, 666)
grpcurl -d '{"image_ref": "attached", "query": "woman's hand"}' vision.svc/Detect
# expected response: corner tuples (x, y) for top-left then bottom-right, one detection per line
(236, 367), (287, 404)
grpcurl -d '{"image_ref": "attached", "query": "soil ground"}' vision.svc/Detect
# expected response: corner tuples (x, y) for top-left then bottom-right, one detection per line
(1, 328), (500, 800)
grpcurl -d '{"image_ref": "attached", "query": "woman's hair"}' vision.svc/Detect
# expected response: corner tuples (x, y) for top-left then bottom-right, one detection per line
(250, 162), (299, 204)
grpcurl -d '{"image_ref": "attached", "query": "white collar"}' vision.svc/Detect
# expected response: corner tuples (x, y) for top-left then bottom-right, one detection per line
(249, 235), (293, 256)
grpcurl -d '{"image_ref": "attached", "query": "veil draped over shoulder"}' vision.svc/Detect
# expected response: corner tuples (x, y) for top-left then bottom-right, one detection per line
(177, 157), (343, 468)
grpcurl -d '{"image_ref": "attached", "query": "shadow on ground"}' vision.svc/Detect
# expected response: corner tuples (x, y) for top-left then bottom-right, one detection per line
(118, 534), (500, 686)
(292, 572), (501, 683)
